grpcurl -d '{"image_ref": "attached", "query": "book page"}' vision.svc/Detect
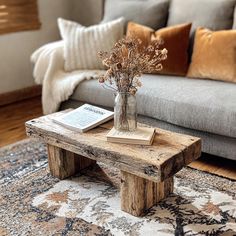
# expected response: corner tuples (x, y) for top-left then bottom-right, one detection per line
(61, 107), (104, 128)
(54, 104), (113, 130)
(107, 127), (155, 141)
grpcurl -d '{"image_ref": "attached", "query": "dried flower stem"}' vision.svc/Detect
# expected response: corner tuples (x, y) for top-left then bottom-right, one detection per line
(98, 36), (167, 131)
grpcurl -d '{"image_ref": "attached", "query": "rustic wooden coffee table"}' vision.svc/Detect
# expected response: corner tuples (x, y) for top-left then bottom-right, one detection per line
(25, 110), (201, 217)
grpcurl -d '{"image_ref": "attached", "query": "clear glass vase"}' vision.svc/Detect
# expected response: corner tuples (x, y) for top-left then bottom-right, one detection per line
(114, 92), (137, 131)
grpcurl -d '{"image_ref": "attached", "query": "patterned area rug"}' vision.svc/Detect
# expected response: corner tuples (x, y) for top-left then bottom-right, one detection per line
(0, 139), (235, 236)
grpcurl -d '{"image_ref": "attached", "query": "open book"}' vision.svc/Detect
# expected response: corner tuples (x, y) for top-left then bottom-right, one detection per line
(52, 104), (114, 133)
(106, 127), (156, 145)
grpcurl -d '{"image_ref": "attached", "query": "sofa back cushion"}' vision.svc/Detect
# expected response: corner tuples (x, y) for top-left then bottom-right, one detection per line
(101, 0), (169, 30)
(168, 0), (236, 34)
(71, 0), (104, 26)
(167, 0), (236, 54)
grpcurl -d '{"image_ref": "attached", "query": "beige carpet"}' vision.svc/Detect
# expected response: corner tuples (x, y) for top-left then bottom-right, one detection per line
(0, 139), (236, 235)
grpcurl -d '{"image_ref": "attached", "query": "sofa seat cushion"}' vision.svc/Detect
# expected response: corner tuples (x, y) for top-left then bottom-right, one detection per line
(71, 74), (236, 138)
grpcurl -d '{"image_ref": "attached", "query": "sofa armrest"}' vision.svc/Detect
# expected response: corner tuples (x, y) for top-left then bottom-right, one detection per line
(31, 40), (64, 84)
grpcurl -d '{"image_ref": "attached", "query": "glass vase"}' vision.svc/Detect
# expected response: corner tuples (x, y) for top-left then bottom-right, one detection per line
(114, 92), (137, 131)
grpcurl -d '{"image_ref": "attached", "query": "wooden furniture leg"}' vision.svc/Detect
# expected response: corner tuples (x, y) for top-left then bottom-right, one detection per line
(120, 171), (174, 216)
(47, 144), (96, 179)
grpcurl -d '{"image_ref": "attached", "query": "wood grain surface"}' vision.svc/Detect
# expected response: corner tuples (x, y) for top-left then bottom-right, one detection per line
(121, 171), (173, 216)
(26, 110), (201, 182)
(47, 144), (96, 179)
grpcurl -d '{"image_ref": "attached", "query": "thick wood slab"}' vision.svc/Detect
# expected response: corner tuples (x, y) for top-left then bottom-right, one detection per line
(47, 144), (96, 179)
(25, 110), (201, 182)
(121, 171), (173, 216)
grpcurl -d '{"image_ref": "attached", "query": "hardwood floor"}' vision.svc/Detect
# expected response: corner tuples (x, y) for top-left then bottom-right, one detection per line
(189, 154), (236, 181)
(0, 96), (235, 180)
(0, 96), (43, 147)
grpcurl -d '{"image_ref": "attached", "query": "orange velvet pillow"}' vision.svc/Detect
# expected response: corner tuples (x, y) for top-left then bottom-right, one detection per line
(188, 28), (236, 83)
(127, 22), (192, 76)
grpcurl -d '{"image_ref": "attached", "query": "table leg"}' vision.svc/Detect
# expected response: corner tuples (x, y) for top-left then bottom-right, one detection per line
(47, 144), (96, 179)
(120, 171), (174, 217)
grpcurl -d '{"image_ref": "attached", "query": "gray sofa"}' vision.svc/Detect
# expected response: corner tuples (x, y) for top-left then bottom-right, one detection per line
(60, 0), (236, 161)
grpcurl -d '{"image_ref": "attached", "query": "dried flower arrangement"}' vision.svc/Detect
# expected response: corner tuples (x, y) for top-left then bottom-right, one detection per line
(98, 36), (168, 131)
(98, 36), (168, 94)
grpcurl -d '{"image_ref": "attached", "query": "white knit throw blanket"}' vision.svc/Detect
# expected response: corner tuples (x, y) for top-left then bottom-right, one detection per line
(31, 41), (105, 114)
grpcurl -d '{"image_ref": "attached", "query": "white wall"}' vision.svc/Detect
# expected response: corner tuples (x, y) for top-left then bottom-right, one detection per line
(0, 0), (72, 94)
(0, 0), (104, 94)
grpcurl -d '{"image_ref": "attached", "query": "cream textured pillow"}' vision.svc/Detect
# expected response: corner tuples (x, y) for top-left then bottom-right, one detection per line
(58, 18), (124, 71)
